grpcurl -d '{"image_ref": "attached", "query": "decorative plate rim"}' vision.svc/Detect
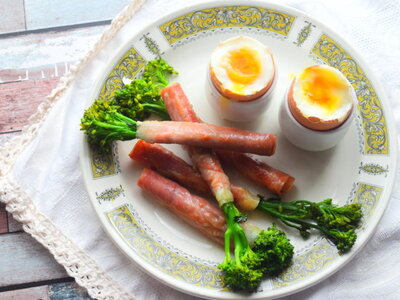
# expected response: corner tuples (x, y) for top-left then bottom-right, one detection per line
(79, 1), (398, 299)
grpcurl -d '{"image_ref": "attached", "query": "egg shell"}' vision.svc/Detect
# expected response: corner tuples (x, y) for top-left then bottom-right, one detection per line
(209, 36), (276, 102)
(287, 66), (355, 131)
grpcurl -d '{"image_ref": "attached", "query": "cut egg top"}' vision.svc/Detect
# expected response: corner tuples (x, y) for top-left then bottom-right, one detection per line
(288, 65), (356, 131)
(209, 36), (275, 102)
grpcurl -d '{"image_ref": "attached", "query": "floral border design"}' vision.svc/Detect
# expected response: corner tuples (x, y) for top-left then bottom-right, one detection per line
(159, 6), (295, 44)
(272, 238), (338, 287)
(90, 47), (145, 178)
(311, 34), (388, 155)
(105, 181), (383, 289)
(140, 33), (162, 57)
(353, 183), (382, 222)
(272, 181), (382, 287)
(87, 10), (389, 293)
(89, 144), (117, 178)
(98, 48), (146, 102)
(359, 163), (389, 177)
(106, 204), (224, 290)
(96, 185), (125, 204)
(294, 21), (315, 47)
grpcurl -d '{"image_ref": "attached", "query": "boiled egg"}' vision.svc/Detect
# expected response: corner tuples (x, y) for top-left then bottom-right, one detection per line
(288, 65), (356, 131)
(209, 36), (275, 102)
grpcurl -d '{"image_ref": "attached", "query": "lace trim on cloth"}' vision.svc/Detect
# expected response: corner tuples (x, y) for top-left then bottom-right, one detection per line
(0, 1), (146, 299)
(0, 178), (134, 300)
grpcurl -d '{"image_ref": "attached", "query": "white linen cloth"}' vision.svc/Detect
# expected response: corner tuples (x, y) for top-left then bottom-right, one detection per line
(1, 0), (399, 299)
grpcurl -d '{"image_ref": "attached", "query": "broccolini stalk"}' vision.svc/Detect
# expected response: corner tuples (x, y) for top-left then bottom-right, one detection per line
(218, 202), (263, 292)
(219, 202), (294, 291)
(81, 102), (278, 155)
(256, 197), (362, 253)
(220, 208), (294, 290)
(81, 59), (177, 152)
(114, 58), (177, 121)
(132, 142), (295, 290)
(311, 198), (362, 231)
(137, 167), (294, 292)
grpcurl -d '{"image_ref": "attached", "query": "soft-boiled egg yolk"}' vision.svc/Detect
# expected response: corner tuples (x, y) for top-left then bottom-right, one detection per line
(298, 65), (348, 115)
(289, 65), (355, 131)
(225, 47), (261, 85)
(210, 36), (275, 102)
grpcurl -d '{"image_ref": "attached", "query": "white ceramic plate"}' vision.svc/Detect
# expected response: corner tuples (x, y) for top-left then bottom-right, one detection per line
(80, 1), (398, 299)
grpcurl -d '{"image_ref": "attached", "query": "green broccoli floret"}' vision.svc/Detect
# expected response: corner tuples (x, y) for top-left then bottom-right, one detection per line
(114, 78), (169, 121)
(256, 197), (362, 253)
(142, 58), (178, 88)
(310, 198), (362, 231)
(241, 222), (294, 277)
(80, 99), (138, 152)
(114, 58), (177, 121)
(81, 59), (177, 152)
(318, 228), (357, 252)
(219, 263), (263, 292)
(251, 225), (294, 276)
(218, 202), (263, 292)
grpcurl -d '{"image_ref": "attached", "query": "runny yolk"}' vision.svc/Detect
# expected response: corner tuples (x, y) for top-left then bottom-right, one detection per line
(299, 66), (348, 114)
(225, 47), (261, 89)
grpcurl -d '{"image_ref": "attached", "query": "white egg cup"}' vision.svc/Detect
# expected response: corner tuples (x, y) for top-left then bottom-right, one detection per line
(279, 87), (357, 151)
(206, 68), (277, 122)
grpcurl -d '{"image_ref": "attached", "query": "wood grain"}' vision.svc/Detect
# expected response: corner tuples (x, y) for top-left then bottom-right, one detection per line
(0, 282), (92, 299)
(0, 203), (8, 234)
(7, 212), (24, 233)
(0, 232), (68, 287)
(48, 282), (91, 300)
(0, 2), (119, 297)
(0, 0), (25, 34)
(0, 77), (59, 132)
(24, 0), (128, 31)
(0, 285), (48, 299)
(0, 133), (77, 296)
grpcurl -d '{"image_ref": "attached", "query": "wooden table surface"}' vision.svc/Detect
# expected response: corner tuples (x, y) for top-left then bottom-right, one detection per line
(0, 1), (130, 299)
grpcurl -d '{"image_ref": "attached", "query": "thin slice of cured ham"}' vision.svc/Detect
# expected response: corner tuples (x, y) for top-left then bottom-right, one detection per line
(137, 120), (276, 156)
(130, 140), (209, 196)
(130, 140), (260, 210)
(161, 82), (294, 195)
(216, 150), (295, 195)
(162, 83), (235, 207)
(137, 168), (225, 244)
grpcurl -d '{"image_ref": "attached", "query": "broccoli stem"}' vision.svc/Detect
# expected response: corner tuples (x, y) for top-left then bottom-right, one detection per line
(218, 202), (263, 291)
(257, 202), (311, 234)
(142, 103), (170, 120)
(81, 104), (139, 151)
(154, 70), (169, 87)
(256, 197), (362, 253)
(258, 198), (311, 218)
(112, 111), (138, 126)
(221, 202), (250, 263)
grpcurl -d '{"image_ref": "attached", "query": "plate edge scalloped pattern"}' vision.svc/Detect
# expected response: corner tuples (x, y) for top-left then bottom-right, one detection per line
(83, 3), (392, 296)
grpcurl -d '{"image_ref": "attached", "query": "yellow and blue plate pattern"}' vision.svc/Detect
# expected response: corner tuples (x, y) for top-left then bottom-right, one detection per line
(80, 1), (397, 299)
